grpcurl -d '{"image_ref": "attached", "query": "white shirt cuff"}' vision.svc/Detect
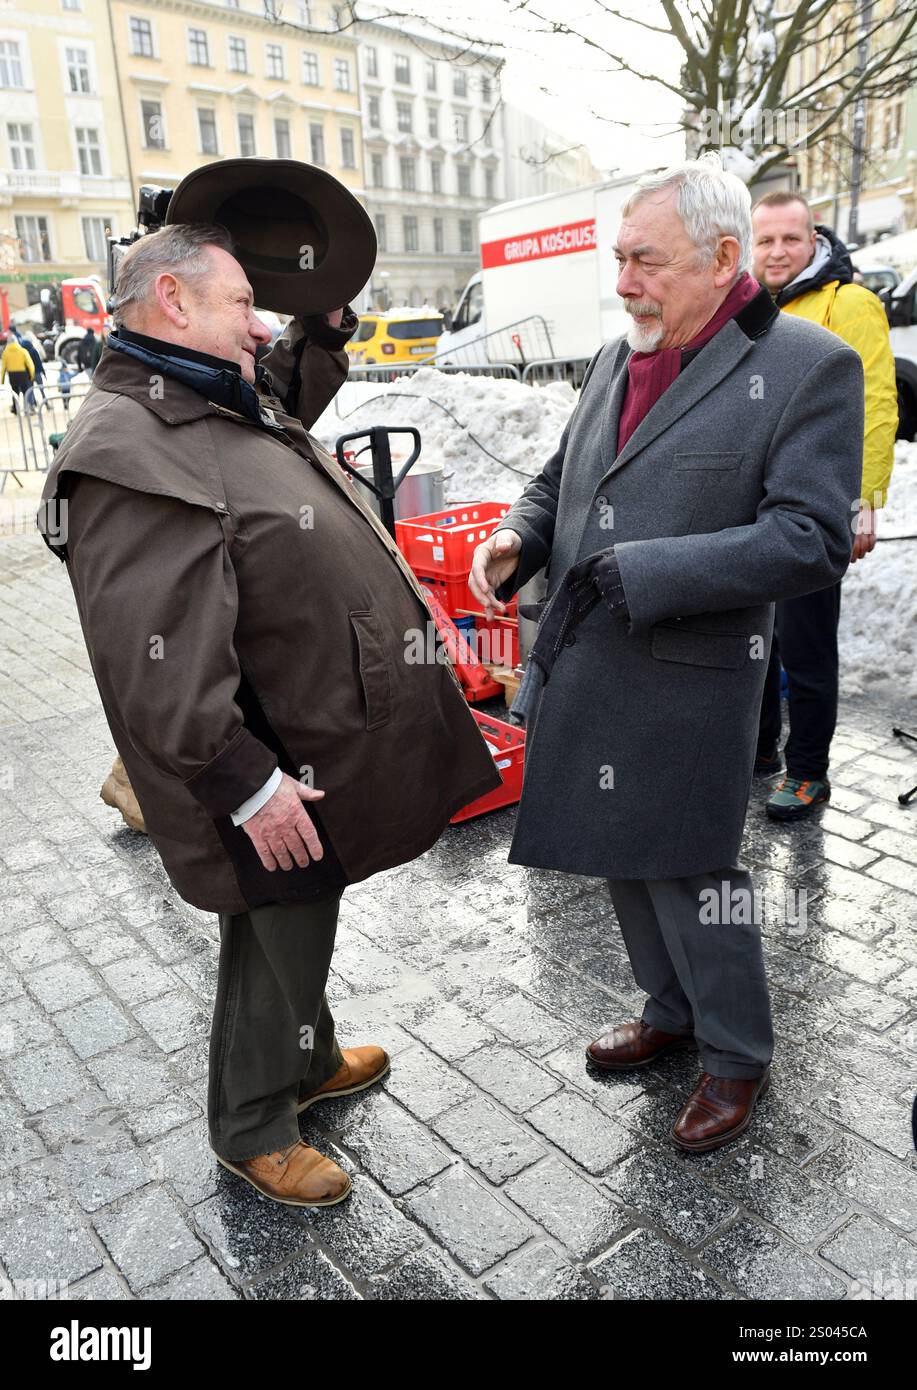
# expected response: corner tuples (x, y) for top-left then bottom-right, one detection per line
(230, 766), (282, 825)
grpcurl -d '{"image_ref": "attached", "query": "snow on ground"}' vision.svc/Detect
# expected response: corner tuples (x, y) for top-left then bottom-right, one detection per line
(313, 369), (917, 697)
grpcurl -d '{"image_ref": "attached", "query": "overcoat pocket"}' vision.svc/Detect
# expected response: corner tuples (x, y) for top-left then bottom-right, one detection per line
(651, 622), (749, 669)
(348, 610), (392, 729)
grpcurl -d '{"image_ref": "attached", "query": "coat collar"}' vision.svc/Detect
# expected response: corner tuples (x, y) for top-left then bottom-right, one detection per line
(597, 285), (779, 487)
(91, 342), (286, 426)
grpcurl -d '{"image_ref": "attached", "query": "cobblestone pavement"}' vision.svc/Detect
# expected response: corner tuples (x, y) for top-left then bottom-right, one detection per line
(0, 528), (915, 1302)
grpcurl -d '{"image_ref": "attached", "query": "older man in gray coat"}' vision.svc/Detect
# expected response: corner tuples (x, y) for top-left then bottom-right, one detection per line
(470, 154), (863, 1153)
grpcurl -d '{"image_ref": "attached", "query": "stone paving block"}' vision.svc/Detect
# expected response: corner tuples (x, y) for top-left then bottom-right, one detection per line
(69, 920), (141, 969)
(404, 1163), (531, 1277)
(0, 1163), (103, 1288)
(803, 1135), (917, 1236)
(2, 922), (72, 972)
(431, 1095), (545, 1184)
(710, 1146), (851, 1243)
(405, 999), (497, 1062)
(540, 1037), (650, 1114)
(699, 1216), (848, 1299)
(0, 956), (24, 1005)
(818, 1215), (917, 1298)
(381, 1043), (474, 1121)
(100, 953), (178, 1008)
(93, 1186), (203, 1293)
(814, 1079), (913, 1161)
(86, 1040), (176, 1108)
(458, 1043), (562, 1113)
(123, 1092), (202, 1146)
(58, 1140), (151, 1214)
(524, 1088), (638, 1175)
(0, 1098), (45, 1173)
(301, 1174), (423, 1278)
(604, 1146), (737, 1247)
(190, 1182), (313, 1284)
(590, 1227), (732, 1300)
(504, 1155), (631, 1260)
(145, 1123), (220, 1209)
(132, 988), (209, 1054)
(6, 1041), (86, 1113)
(0, 993), (55, 1056)
(484, 1242), (600, 1300)
(65, 1268), (129, 1300)
(369, 1245), (480, 1300)
(315, 1091), (451, 1197)
(482, 990), (577, 1057)
(54, 994), (136, 1059)
(0, 894), (43, 935)
(146, 1256), (240, 1300)
(24, 956), (101, 1014)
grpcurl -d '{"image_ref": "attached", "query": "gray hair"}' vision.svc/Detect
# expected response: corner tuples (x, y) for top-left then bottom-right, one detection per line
(110, 222), (236, 327)
(621, 152), (752, 279)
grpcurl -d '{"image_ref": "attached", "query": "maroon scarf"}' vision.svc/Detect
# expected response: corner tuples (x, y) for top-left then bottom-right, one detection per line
(616, 271), (760, 455)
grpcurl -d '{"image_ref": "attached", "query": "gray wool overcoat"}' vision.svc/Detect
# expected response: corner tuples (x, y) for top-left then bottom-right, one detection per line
(493, 287), (865, 879)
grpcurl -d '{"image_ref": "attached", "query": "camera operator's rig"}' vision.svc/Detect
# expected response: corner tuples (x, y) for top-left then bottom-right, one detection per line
(106, 185), (173, 306)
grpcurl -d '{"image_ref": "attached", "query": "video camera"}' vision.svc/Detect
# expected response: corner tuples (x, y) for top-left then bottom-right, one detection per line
(105, 184), (174, 309)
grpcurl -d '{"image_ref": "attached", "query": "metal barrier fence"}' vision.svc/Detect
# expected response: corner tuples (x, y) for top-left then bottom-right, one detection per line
(0, 382), (92, 491)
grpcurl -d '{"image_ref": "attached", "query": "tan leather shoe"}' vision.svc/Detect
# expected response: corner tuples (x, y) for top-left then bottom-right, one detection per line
(671, 1069), (771, 1152)
(296, 1045), (390, 1114)
(215, 1139), (352, 1206)
(586, 1019), (695, 1071)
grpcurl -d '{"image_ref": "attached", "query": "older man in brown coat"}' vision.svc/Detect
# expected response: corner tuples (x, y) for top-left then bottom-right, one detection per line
(37, 223), (499, 1208)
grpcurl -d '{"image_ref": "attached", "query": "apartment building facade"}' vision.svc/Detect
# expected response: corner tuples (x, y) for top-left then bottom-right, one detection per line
(0, 0), (134, 306)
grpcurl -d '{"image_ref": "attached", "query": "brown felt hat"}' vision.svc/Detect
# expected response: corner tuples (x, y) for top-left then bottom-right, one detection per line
(165, 158), (376, 315)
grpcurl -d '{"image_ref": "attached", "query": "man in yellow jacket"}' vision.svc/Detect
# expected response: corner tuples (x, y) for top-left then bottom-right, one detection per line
(1, 331), (35, 413)
(751, 191), (897, 820)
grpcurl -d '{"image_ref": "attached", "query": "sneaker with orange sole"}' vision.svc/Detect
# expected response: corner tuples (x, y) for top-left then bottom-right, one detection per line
(766, 776), (830, 821)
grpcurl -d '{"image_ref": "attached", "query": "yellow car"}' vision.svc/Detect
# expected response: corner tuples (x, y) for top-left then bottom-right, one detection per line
(346, 308), (443, 364)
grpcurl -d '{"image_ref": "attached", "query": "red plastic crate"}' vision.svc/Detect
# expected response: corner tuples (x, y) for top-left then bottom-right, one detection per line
(450, 710), (526, 823)
(473, 613), (519, 669)
(396, 501), (519, 621)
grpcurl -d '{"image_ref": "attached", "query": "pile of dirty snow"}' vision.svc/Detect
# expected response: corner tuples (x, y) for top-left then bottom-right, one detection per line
(310, 367), (577, 503)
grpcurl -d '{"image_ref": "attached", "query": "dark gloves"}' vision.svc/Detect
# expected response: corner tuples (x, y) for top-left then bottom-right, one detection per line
(519, 547), (629, 683)
(299, 305), (359, 349)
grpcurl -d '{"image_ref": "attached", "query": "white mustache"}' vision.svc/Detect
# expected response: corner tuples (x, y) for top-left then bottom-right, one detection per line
(624, 300), (663, 318)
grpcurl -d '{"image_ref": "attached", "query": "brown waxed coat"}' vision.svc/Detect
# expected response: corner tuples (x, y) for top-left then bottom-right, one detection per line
(37, 315), (500, 914)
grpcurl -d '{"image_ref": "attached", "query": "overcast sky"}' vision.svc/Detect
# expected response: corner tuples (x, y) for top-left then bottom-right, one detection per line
(384, 0), (688, 176)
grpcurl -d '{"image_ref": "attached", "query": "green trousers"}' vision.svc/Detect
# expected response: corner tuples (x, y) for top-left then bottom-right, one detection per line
(207, 890), (345, 1161)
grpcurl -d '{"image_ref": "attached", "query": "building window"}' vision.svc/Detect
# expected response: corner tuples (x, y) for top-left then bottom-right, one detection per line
(128, 18), (154, 58)
(403, 215), (418, 252)
(399, 156), (415, 191)
(485, 166), (496, 200)
(396, 101), (412, 134)
(310, 122), (325, 164)
(82, 215), (110, 261)
(76, 126), (102, 176)
(433, 217), (444, 253)
(266, 43), (284, 79)
(237, 112), (256, 156)
(340, 127), (355, 168)
(394, 53), (410, 84)
(375, 213), (386, 252)
(141, 99), (164, 148)
(198, 108), (218, 155)
(453, 70), (467, 98)
(427, 106), (438, 139)
(370, 153), (384, 187)
(367, 94), (380, 128)
(481, 75), (491, 101)
(459, 218), (473, 253)
(228, 36), (248, 73)
(430, 159), (441, 193)
(301, 51), (319, 85)
(274, 117), (291, 157)
(333, 58), (350, 91)
(187, 28), (209, 66)
(7, 122), (36, 171)
(454, 111), (469, 143)
(457, 163), (471, 197)
(15, 214), (51, 262)
(66, 47), (91, 94)
(366, 45), (377, 78)
(425, 59), (436, 92)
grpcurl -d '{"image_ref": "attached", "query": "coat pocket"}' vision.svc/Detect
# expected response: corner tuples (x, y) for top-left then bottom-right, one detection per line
(348, 610), (393, 730)
(651, 623), (749, 669)
(673, 452), (744, 470)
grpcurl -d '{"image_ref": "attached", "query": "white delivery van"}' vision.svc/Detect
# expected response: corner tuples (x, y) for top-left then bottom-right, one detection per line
(437, 174), (638, 367)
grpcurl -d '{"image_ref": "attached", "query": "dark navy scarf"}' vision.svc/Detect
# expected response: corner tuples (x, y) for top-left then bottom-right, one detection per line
(107, 327), (271, 425)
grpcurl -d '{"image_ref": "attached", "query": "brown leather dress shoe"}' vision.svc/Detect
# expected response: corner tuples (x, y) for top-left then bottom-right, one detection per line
(296, 1045), (390, 1114)
(215, 1139), (352, 1207)
(671, 1069), (771, 1152)
(586, 1019), (695, 1071)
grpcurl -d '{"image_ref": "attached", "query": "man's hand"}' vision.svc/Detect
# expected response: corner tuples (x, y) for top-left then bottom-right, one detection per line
(851, 502), (877, 563)
(325, 308), (344, 329)
(469, 529), (522, 617)
(241, 771), (326, 871)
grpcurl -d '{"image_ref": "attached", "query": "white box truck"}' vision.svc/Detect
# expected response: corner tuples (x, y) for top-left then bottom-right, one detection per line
(436, 174), (638, 369)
